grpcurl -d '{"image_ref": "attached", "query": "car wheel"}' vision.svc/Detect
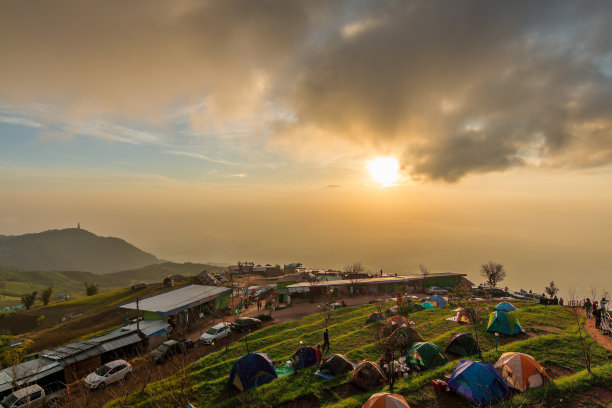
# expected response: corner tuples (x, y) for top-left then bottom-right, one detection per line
(124, 371), (132, 380)
(47, 399), (58, 408)
(98, 382), (106, 390)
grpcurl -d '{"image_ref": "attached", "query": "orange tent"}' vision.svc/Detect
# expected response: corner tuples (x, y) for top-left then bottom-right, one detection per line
(383, 316), (412, 336)
(362, 392), (410, 408)
(494, 352), (550, 391)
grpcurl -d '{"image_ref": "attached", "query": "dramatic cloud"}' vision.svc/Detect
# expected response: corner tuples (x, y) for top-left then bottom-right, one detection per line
(1, 0), (611, 181)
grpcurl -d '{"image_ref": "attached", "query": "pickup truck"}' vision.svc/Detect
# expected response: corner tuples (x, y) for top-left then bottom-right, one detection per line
(1, 383), (68, 408)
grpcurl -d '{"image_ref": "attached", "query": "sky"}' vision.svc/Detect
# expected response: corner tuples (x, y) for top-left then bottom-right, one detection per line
(1, 0), (611, 298)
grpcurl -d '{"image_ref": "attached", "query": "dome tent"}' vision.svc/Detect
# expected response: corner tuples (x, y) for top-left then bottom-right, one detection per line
(495, 302), (518, 312)
(292, 346), (318, 369)
(319, 354), (354, 376)
(494, 352), (550, 391)
(421, 302), (435, 310)
(366, 312), (386, 324)
(446, 307), (471, 323)
(407, 342), (448, 371)
(382, 316), (412, 337)
(350, 360), (387, 390)
(427, 294), (447, 307)
(487, 311), (524, 335)
(228, 353), (277, 391)
(448, 360), (509, 405)
(445, 333), (481, 357)
(362, 392), (410, 408)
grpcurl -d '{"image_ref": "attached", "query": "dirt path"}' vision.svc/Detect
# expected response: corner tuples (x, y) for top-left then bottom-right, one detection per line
(577, 308), (612, 351)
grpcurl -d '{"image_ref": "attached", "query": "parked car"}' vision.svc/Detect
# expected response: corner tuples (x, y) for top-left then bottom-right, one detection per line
(200, 322), (231, 344)
(230, 317), (262, 333)
(84, 359), (132, 389)
(149, 339), (184, 363)
(1, 383), (68, 408)
(425, 286), (448, 295)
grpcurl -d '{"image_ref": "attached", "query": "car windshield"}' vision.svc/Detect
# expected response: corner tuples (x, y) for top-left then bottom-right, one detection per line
(1, 394), (18, 407)
(205, 328), (217, 335)
(95, 364), (112, 376)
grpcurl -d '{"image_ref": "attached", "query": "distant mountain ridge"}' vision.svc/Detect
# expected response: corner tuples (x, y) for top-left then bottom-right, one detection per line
(0, 228), (159, 273)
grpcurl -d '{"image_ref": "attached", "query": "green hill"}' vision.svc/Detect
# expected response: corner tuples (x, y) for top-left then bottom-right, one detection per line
(108, 301), (612, 408)
(0, 228), (158, 273)
(0, 262), (226, 304)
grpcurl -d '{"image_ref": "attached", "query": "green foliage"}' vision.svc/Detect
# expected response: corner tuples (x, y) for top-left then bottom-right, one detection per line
(84, 281), (99, 296)
(40, 286), (53, 305)
(20, 291), (37, 309)
(35, 315), (45, 328)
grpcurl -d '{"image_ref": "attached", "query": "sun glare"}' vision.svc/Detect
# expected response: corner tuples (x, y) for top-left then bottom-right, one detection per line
(367, 157), (400, 186)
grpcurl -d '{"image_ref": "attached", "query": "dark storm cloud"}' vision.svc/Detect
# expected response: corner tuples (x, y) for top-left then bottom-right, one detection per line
(1, 0), (611, 181)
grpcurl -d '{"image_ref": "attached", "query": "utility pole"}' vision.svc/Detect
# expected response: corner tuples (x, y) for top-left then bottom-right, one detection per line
(136, 297), (140, 333)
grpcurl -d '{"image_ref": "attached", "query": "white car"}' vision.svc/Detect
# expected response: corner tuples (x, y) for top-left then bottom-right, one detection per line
(425, 286), (448, 295)
(84, 359), (132, 389)
(200, 322), (231, 344)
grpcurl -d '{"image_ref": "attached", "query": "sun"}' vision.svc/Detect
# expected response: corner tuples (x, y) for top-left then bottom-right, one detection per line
(367, 157), (400, 186)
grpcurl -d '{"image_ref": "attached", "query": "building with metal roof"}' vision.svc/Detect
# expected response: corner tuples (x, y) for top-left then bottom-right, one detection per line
(119, 284), (231, 318)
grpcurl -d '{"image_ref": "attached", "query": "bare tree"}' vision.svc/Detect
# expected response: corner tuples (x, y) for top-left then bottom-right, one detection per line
(480, 261), (506, 288)
(419, 264), (430, 277)
(590, 285), (598, 302)
(568, 285), (591, 373)
(544, 281), (559, 299)
(344, 262), (366, 296)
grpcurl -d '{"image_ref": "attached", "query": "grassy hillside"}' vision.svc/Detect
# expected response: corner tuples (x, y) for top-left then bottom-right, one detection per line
(0, 261), (225, 303)
(0, 228), (158, 273)
(108, 301), (612, 408)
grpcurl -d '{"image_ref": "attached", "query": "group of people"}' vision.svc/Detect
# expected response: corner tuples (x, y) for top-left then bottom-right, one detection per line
(584, 297), (610, 330)
(292, 328), (331, 373)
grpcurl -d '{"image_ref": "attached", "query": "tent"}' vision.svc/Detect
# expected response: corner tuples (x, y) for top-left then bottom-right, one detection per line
(388, 327), (423, 352)
(494, 352), (550, 391)
(383, 316), (412, 336)
(487, 311), (524, 335)
(228, 353), (277, 391)
(421, 302), (435, 310)
(407, 342), (448, 370)
(427, 294), (447, 308)
(319, 354), (354, 376)
(385, 306), (400, 317)
(366, 312), (386, 324)
(495, 302), (518, 312)
(292, 346), (318, 370)
(350, 360), (387, 390)
(362, 392), (410, 408)
(445, 333), (480, 357)
(412, 303), (425, 312)
(447, 360), (508, 405)
(446, 308), (471, 323)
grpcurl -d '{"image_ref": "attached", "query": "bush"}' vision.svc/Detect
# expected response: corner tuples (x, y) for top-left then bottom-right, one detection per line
(256, 314), (274, 322)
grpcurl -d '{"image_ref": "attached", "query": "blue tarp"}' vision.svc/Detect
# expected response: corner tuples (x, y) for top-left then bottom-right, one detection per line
(427, 295), (447, 307)
(448, 360), (508, 405)
(292, 346), (318, 369)
(229, 353), (278, 391)
(495, 302), (517, 312)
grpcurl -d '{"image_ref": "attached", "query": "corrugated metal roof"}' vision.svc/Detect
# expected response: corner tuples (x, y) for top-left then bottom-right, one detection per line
(96, 332), (142, 353)
(42, 341), (99, 361)
(0, 359), (62, 393)
(119, 285), (231, 317)
(118, 320), (170, 337)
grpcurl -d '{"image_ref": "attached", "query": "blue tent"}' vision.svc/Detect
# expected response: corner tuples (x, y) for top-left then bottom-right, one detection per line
(292, 346), (318, 369)
(229, 353), (278, 391)
(427, 294), (447, 307)
(495, 302), (517, 312)
(487, 311), (524, 335)
(448, 360), (509, 405)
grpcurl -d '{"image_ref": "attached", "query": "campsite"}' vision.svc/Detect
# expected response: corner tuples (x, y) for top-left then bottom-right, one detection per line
(105, 299), (612, 408)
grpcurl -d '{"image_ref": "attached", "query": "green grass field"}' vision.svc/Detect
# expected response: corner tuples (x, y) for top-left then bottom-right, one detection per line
(107, 300), (612, 408)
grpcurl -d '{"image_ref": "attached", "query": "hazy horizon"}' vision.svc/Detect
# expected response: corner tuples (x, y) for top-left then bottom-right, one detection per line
(1, 1), (611, 300)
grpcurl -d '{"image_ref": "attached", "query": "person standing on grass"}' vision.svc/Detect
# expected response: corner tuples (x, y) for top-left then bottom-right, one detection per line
(315, 344), (322, 366)
(601, 297), (608, 313)
(322, 328), (330, 354)
(593, 301), (601, 329)
(585, 298), (592, 319)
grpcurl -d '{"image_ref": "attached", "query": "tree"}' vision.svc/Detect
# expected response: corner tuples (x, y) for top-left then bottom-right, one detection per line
(419, 264), (430, 277)
(480, 261), (506, 288)
(544, 281), (559, 299)
(20, 291), (37, 310)
(40, 286), (54, 306)
(344, 262), (366, 296)
(590, 285), (598, 302)
(84, 281), (99, 296)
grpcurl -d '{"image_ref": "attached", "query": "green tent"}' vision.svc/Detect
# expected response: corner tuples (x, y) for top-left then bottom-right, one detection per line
(487, 311), (524, 335)
(421, 302), (435, 309)
(407, 342), (449, 370)
(445, 333), (481, 357)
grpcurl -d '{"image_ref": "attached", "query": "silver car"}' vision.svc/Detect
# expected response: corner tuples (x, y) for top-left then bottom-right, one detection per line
(84, 359), (132, 389)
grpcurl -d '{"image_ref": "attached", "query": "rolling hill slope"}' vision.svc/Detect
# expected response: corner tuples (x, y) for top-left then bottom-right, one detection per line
(109, 301), (612, 408)
(0, 228), (158, 273)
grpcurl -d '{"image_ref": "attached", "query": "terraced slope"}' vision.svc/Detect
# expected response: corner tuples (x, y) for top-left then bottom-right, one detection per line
(108, 301), (612, 408)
